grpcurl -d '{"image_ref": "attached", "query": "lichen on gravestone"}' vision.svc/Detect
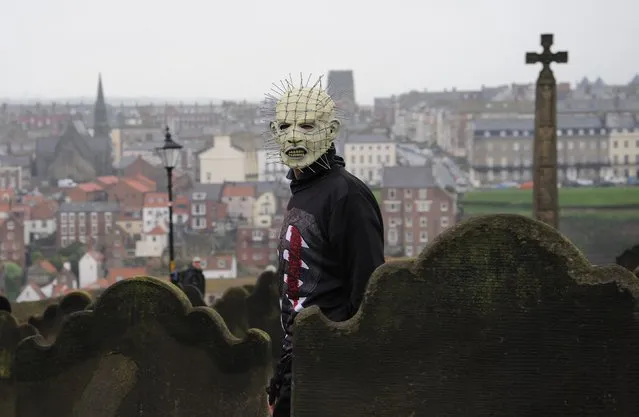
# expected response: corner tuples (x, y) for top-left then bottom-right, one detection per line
(13, 276), (271, 417)
(292, 214), (639, 417)
(213, 286), (251, 338)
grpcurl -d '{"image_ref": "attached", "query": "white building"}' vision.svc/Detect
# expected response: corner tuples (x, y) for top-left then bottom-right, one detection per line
(256, 149), (289, 182)
(344, 133), (397, 186)
(202, 255), (238, 279)
(135, 224), (168, 257)
(252, 191), (278, 228)
(199, 136), (245, 183)
(78, 251), (104, 288)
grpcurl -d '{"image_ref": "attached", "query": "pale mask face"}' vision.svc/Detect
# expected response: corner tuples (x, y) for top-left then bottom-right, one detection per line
(269, 87), (341, 169)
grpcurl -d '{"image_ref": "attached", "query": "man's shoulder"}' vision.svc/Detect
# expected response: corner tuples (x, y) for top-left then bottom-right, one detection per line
(333, 167), (378, 204)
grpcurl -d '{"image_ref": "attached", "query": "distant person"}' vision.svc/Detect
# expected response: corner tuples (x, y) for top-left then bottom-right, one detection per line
(179, 257), (206, 296)
(264, 80), (385, 416)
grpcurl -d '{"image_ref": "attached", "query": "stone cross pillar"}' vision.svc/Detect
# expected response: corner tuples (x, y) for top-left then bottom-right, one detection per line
(526, 34), (568, 229)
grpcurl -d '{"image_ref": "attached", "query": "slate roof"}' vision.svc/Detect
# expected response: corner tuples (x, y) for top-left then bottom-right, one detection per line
(191, 183), (224, 200)
(346, 133), (392, 144)
(473, 114), (608, 131)
(382, 165), (437, 188)
(59, 201), (120, 212)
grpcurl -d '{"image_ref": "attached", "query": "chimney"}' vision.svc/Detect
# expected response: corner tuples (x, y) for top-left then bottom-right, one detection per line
(63, 262), (71, 272)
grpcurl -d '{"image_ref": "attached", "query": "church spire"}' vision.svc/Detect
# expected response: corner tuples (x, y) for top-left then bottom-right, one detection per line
(93, 73), (110, 136)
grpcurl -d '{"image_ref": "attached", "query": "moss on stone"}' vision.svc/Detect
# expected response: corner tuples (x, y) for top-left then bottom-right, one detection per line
(292, 214), (639, 416)
(14, 276), (271, 381)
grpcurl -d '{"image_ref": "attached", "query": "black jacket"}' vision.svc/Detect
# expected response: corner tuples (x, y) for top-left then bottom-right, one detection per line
(277, 147), (385, 354)
(181, 266), (205, 296)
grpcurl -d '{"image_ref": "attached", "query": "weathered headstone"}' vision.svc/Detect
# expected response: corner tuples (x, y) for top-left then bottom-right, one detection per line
(293, 214), (639, 417)
(213, 287), (251, 338)
(14, 277), (271, 417)
(27, 304), (59, 342)
(181, 284), (207, 307)
(617, 244), (639, 276)
(0, 296), (10, 314)
(58, 291), (93, 316)
(526, 33), (568, 229)
(27, 291), (93, 342)
(0, 311), (38, 417)
(246, 269), (283, 368)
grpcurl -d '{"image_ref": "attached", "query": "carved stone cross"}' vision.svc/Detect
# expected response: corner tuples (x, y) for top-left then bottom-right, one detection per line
(526, 33), (568, 229)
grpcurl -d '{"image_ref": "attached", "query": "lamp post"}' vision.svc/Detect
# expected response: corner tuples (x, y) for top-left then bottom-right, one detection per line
(156, 126), (183, 277)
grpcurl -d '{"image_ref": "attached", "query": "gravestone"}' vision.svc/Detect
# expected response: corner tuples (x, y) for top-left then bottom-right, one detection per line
(58, 291), (93, 316)
(14, 276), (271, 417)
(617, 244), (639, 276)
(213, 287), (251, 338)
(181, 284), (207, 307)
(0, 296), (10, 314)
(526, 33), (568, 229)
(243, 284), (256, 294)
(27, 291), (93, 342)
(27, 304), (59, 342)
(0, 311), (38, 417)
(246, 269), (283, 368)
(293, 214), (639, 417)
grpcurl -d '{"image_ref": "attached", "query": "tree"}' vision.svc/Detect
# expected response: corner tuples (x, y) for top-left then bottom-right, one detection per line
(3, 262), (24, 301)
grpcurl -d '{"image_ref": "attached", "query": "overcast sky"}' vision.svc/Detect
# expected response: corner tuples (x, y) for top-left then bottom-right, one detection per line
(0, 0), (637, 104)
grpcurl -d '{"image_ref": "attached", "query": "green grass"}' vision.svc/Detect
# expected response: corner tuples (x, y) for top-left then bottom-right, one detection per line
(463, 187), (639, 207)
(463, 206), (639, 220)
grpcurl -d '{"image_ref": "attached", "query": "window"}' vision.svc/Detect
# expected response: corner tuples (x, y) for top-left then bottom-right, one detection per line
(6, 221), (14, 230)
(417, 201), (431, 212)
(405, 216), (413, 227)
(387, 229), (398, 244)
(441, 217), (450, 228)
(388, 188), (396, 199)
(253, 253), (263, 261)
(405, 203), (412, 212)
(206, 172), (212, 181)
(252, 230), (265, 240)
(6, 232), (13, 240)
(405, 231), (413, 243)
(613, 141), (618, 149)
(91, 224), (98, 235)
(513, 143), (520, 151)
(69, 213), (75, 222)
(68, 224), (75, 235)
(105, 212), (112, 224)
(404, 189), (412, 198)
(91, 212), (98, 222)
(419, 231), (428, 243)
(61, 224), (67, 235)
(405, 246), (414, 257)
(440, 202), (449, 212)
(419, 216), (428, 228)
(567, 141), (574, 150)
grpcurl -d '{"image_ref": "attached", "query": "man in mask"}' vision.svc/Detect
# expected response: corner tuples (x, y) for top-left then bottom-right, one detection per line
(265, 79), (385, 416)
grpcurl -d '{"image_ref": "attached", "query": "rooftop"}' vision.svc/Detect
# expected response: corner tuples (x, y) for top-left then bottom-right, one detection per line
(59, 201), (120, 212)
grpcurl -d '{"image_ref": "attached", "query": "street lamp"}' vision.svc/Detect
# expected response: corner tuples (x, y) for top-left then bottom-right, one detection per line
(156, 126), (183, 277)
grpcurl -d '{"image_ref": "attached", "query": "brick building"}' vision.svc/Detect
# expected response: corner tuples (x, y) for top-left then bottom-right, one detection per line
(107, 176), (156, 209)
(189, 184), (228, 231)
(381, 165), (458, 257)
(65, 182), (108, 203)
(0, 214), (25, 267)
(57, 201), (120, 248)
(235, 225), (279, 269)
